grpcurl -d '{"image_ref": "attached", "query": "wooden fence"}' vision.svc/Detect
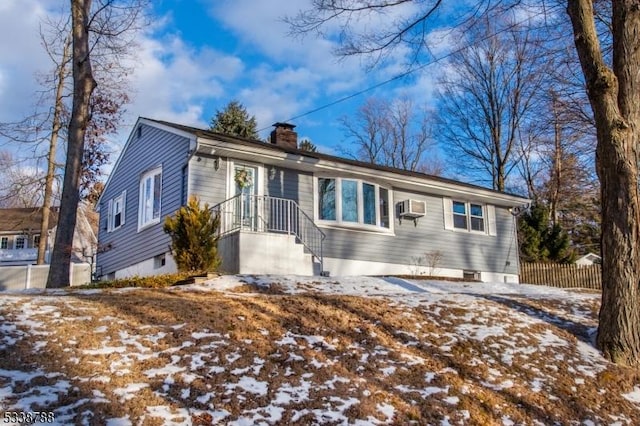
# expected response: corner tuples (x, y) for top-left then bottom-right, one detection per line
(520, 263), (601, 290)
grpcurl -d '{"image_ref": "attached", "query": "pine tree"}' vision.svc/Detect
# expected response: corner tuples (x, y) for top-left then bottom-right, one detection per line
(163, 197), (221, 273)
(209, 100), (258, 139)
(518, 203), (575, 263)
(299, 139), (318, 152)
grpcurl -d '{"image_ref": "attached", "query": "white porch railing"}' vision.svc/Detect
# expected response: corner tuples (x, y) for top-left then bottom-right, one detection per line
(212, 194), (325, 273)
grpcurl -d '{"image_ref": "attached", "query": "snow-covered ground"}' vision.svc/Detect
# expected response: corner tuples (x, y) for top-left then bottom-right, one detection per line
(0, 275), (636, 425)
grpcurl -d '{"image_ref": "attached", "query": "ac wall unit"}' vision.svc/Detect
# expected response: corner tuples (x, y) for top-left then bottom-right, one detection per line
(398, 199), (426, 218)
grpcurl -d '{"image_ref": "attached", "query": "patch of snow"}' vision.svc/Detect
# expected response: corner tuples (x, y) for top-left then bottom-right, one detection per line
(113, 383), (149, 401)
(226, 376), (269, 396)
(622, 386), (640, 404)
(83, 346), (127, 355)
(377, 402), (395, 422)
(105, 416), (132, 426)
(395, 384), (447, 398)
(145, 406), (191, 425)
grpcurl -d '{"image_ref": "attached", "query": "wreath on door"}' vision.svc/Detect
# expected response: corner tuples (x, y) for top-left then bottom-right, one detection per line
(235, 168), (253, 189)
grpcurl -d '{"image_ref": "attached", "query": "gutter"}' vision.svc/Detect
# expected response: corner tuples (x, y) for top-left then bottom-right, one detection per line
(196, 138), (530, 208)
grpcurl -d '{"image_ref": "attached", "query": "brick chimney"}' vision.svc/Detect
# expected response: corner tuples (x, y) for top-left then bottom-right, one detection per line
(270, 122), (298, 149)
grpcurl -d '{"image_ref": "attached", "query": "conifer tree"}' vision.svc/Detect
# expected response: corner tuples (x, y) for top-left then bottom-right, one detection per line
(299, 139), (318, 152)
(209, 100), (258, 139)
(518, 203), (575, 263)
(163, 197), (221, 273)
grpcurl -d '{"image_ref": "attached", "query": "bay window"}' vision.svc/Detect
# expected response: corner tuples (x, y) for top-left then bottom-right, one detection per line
(317, 177), (391, 230)
(318, 178), (336, 221)
(341, 179), (358, 222)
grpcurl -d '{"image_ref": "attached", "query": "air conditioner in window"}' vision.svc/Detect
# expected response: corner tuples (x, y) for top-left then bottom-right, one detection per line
(398, 199), (426, 218)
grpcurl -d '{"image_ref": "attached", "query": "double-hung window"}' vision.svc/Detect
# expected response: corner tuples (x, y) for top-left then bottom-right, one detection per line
(139, 167), (162, 230)
(108, 191), (126, 232)
(469, 203), (485, 232)
(317, 177), (391, 231)
(1, 237), (8, 249)
(445, 198), (496, 235)
(14, 236), (25, 249)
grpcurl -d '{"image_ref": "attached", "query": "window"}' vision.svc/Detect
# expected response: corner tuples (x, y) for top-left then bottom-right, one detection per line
(341, 179), (358, 222)
(317, 177), (391, 230)
(108, 191), (126, 232)
(15, 236), (25, 249)
(139, 167), (162, 229)
(444, 198), (496, 236)
(0, 237), (7, 249)
(318, 178), (336, 221)
(470, 203), (485, 232)
(363, 183), (376, 225)
(154, 254), (166, 269)
(33, 235), (40, 247)
(452, 201), (467, 229)
(379, 188), (390, 228)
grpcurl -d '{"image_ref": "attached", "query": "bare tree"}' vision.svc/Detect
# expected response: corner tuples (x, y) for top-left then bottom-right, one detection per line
(47, 0), (97, 287)
(339, 96), (440, 173)
(289, 0), (640, 365)
(567, 0), (640, 365)
(338, 97), (390, 164)
(37, 21), (73, 264)
(0, 152), (47, 208)
(437, 18), (549, 191)
(47, 0), (146, 288)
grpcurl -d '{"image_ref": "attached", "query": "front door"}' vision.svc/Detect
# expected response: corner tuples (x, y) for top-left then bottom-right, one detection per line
(233, 165), (258, 229)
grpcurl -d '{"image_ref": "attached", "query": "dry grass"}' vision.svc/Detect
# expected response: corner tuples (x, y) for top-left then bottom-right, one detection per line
(1, 284), (639, 425)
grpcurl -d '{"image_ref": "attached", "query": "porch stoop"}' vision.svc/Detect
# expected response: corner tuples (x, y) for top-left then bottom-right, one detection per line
(213, 194), (326, 276)
(218, 231), (323, 275)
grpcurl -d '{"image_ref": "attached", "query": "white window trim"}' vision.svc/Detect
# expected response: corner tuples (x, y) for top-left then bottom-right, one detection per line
(108, 190), (126, 232)
(443, 198), (497, 236)
(226, 160), (264, 198)
(314, 176), (394, 234)
(0, 236), (8, 250)
(138, 167), (162, 231)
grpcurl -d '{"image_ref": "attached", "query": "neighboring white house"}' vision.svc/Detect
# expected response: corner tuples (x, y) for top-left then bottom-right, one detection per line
(0, 203), (97, 266)
(575, 252), (601, 266)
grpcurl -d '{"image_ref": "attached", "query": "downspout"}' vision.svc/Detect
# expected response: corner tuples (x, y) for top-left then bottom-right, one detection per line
(184, 136), (200, 202)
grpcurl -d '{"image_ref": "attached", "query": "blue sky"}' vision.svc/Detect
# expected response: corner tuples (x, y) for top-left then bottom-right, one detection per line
(0, 0), (445, 166)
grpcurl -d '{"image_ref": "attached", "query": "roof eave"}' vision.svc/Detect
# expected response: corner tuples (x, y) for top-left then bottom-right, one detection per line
(196, 137), (530, 207)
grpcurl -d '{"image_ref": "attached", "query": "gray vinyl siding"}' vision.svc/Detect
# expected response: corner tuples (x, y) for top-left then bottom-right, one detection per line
(189, 160), (313, 211)
(188, 156), (228, 207)
(96, 125), (191, 277)
(314, 185), (519, 276)
(265, 168), (313, 212)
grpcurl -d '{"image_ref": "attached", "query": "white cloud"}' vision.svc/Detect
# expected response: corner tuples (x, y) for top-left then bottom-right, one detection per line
(207, 0), (366, 88)
(0, 0), (61, 122)
(126, 33), (245, 128)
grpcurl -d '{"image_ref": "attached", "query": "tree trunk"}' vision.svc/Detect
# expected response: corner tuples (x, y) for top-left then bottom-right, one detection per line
(550, 93), (562, 228)
(567, 0), (640, 366)
(46, 0), (96, 288)
(38, 33), (71, 265)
